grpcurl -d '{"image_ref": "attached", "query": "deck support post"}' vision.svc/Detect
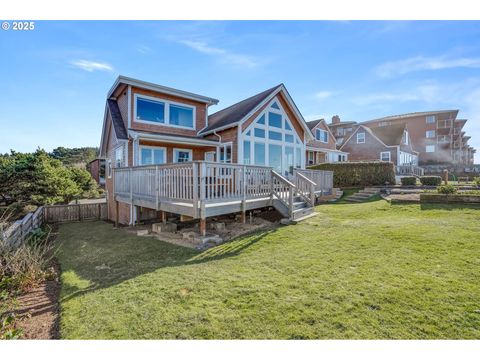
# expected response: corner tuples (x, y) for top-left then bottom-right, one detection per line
(200, 218), (206, 236)
(161, 210), (167, 224)
(115, 200), (119, 227)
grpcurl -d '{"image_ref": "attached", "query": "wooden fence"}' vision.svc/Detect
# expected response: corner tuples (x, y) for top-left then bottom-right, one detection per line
(0, 202), (107, 248)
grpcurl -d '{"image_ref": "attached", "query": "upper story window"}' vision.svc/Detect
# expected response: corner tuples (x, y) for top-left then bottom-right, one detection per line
(402, 131), (409, 145)
(115, 147), (124, 168)
(135, 94), (195, 129)
(219, 143), (232, 163)
(357, 132), (365, 144)
(426, 145), (436, 153)
(173, 149), (192, 163)
(426, 130), (436, 138)
(426, 115), (436, 124)
(380, 151), (391, 162)
(316, 129), (329, 143)
(437, 119), (452, 128)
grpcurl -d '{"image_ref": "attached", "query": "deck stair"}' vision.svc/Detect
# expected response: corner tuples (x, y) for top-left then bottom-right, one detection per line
(345, 187), (381, 203)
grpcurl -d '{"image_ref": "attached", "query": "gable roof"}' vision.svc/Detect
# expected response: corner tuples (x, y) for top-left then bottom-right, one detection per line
(366, 123), (407, 146)
(200, 85), (281, 134)
(107, 99), (128, 140)
(108, 75), (219, 105)
(307, 119), (322, 130)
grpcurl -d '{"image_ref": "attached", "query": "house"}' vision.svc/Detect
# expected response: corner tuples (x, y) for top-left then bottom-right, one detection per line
(327, 115), (358, 148)
(87, 158), (105, 187)
(305, 118), (348, 165)
(339, 123), (421, 176)
(98, 76), (331, 233)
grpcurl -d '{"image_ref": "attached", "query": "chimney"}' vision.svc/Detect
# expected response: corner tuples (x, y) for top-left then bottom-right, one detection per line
(332, 115), (341, 124)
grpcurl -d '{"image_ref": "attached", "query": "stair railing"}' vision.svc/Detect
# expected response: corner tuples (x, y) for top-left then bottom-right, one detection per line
(271, 171), (296, 218)
(293, 171), (316, 207)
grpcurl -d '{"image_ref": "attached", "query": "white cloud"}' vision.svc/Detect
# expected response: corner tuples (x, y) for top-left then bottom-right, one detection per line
(178, 40), (259, 68)
(70, 59), (113, 72)
(376, 55), (480, 77)
(314, 91), (333, 101)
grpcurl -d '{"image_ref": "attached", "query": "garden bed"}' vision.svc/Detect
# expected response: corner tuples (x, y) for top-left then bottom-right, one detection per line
(420, 193), (480, 203)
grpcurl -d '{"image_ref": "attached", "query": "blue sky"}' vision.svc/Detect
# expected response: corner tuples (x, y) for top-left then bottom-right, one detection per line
(1, 21), (479, 161)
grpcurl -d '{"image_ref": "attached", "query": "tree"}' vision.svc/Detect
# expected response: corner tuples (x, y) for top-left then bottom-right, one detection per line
(0, 149), (100, 206)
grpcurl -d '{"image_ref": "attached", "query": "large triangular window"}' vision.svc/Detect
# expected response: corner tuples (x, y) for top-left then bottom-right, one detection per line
(271, 101), (280, 110)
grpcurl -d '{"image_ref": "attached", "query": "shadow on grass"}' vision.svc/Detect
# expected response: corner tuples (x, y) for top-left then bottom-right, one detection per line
(57, 222), (277, 302)
(420, 203), (480, 211)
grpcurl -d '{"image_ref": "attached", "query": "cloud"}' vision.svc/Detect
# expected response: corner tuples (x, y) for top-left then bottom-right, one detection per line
(314, 91), (333, 101)
(70, 60), (113, 72)
(178, 40), (259, 68)
(376, 55), (480, 77)
(136, 45), (152, 54)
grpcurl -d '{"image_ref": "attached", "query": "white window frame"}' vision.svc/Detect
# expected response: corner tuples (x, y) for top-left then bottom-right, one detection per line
(403, 131), (409, 145)
(357, 132), (365, 144)
(316, 128), (329, 143)
(204, 151), (216, 162)
(380, 151), (391, 162)
(134, 93), (196, 130)
(219, 142), (233, 164)
(107, 159), (112, 178)
(139, 145), (167, 165)
(426, 115), (436, 124)
(173, 148), (193, 163)
(426, 130), (436, 138)
(426, 145), (436, 153)
(115, 147), (123, 168)
(241, 99), (304, 173)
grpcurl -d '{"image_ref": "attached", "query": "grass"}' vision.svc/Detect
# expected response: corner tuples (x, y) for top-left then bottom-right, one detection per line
(56, 199), (480, 339)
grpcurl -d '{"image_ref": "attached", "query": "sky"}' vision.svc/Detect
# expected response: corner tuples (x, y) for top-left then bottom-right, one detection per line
(0, 20), (479, 162)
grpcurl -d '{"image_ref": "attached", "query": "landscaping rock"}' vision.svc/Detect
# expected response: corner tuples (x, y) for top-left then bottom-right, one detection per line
(152, 222), (177, 233)
(136, 229), (150, 236)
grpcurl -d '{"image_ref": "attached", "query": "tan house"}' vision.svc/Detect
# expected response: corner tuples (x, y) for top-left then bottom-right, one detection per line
(99, 76), (332, 233)
(305, 118), (348, 165)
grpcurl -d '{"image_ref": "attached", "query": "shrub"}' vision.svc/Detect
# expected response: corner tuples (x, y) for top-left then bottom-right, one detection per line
(420, 176), (442, 186)
(401, 177), (417, 186)
(474, 177), (480, 187)
(437, 184), (457, 194)
(308, 161), (395, 187)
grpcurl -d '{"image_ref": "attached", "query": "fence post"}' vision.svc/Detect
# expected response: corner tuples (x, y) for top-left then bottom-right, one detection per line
(78, 204), (81, 222)
(192, 163), (198, 218)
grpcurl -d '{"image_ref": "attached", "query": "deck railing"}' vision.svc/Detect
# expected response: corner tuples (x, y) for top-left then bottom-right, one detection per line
(293, 168), (334, 193)
(114, 162), (333, 219)
(396, 165), (425, 177)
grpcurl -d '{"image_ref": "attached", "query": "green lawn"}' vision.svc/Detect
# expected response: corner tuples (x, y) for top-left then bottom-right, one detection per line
(56, 200), (480, 339)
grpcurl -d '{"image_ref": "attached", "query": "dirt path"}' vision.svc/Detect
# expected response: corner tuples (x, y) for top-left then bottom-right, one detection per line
(14, 263), (60, 339)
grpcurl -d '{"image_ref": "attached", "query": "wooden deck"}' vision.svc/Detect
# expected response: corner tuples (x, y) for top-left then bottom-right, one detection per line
(113, 161), (333, 233)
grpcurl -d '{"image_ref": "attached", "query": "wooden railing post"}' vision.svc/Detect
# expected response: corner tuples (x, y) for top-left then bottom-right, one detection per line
(199, 162), (206, 220)
(192, 162), (199, 218)
(288, 184), (294, 218)
(241, 165), (247, 223)
(129, 167), (133, 204)
(155, 165), (159, 210)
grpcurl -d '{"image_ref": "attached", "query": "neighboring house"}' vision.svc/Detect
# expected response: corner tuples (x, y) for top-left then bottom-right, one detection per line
(305, 118), (348, 165)
(87, 158), (105, 187)
(340, 123), (420, 173)
(98, 76), (318, 227)
(326, 111), (476, 166)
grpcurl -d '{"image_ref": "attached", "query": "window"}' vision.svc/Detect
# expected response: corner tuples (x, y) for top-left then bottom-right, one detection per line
(254, 143), (265, 165)
(285, 134), (294, 143)
(338, 154), (346, 162)
(284, 119), (292, 131)
(271, 101), (280, 110)
(107, 159), (112, 178)
(316, 129), (329, 143)
(169, 104), (194, 128)
(336, 137), (343, 146)
(426, 130), (436, 138)
(269, 144), (282, 173)
(173, 149), (192, 163)
(285, 146), (294, 175)
(357, 132), (365, 144)
(268, 131), (282, 141)
(257, 114), (265, 125)
(337, 128), (344, 136)
(135, 95), (195, 129)
(136, 97), (165, 123)
(140, 146), (166, 165)
(295, 148), (301, 168)
(403, 131), (409, 145)
(205, 151), (215, 162)
(243, 141), (251, 164)
(438, 135), (450, 143)
(219, 144), (232, 163)
(308, 151), (314, 165)
(115, 147), (123, 168)
(254, 128), (265, 138)
(426, 145), (436, 153)
(380, 151), (391, 162)
(268, 112), (282, 128)
(426, 115), (436, 124)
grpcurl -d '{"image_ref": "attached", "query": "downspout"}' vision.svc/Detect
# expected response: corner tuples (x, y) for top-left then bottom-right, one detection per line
(213, 130), (221, 162)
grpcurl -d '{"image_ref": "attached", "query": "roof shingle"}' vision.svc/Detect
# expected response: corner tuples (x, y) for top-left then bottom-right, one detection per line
(107, 99), (128, 140)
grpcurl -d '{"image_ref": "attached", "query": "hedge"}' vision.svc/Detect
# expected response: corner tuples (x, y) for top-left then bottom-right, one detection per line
(401, 177), (417, 186)
(308, 161), (395, 187)
(420, 176), (442, 186)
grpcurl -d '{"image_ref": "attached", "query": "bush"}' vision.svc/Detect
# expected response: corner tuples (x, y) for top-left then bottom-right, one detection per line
(420, 176), (442, 186)
(437, 184), (457, 194)
(401, 177), (417, 186)
(474, 177), (480, 187)
(308, 161), (395, 188)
